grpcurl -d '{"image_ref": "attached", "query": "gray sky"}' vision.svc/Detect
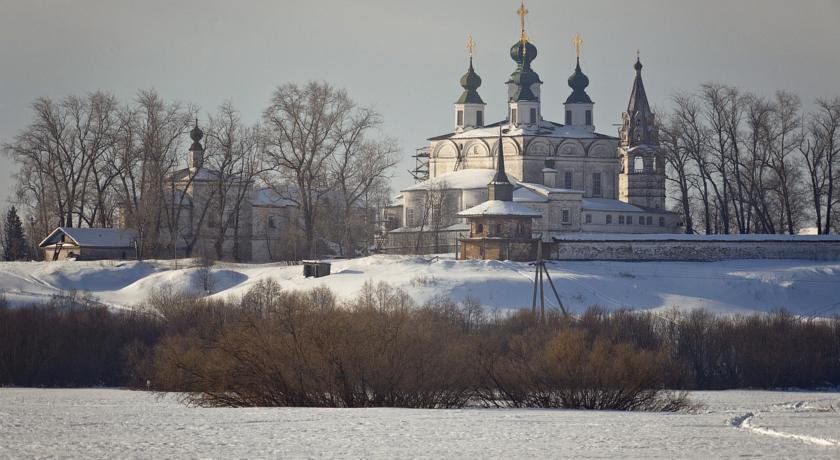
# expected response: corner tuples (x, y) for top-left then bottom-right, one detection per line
(2, 0), (840, 206)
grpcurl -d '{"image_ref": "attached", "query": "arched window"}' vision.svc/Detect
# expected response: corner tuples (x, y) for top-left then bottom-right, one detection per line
(633, 156), (644, 173)
(476, 223), (484, 234)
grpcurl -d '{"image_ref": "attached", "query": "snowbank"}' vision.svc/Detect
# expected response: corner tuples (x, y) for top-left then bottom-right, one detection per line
(0, 256), (838, 315)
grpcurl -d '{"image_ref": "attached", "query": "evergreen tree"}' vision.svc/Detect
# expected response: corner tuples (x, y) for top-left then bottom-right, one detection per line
(3, 206), (28, 261)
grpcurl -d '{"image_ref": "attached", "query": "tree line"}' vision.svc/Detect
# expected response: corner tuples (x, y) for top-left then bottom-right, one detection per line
(661, 84), (840, 235)
(1, 82), (398, 260)
(2, 284), (839, 408)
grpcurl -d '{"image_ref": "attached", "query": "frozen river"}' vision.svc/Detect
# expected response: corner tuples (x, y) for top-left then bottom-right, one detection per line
(1, 388), (839, 458)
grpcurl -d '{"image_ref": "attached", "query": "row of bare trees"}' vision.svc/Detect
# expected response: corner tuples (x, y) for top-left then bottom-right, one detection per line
(2, 82), (398, 260)
(661, 83), (840, 234)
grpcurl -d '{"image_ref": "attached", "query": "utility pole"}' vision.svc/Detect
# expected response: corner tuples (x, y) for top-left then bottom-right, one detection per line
(531, 240), (568, 321)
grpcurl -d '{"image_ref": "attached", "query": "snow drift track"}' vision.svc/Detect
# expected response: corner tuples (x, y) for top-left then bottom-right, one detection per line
(729, 401), (840, 448)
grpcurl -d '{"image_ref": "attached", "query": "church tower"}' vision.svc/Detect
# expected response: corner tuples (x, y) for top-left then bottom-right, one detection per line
(454, 36), (486, 133)
(507, 1), (542, 127)
(188, 119), (205, 170)
(563, 34), (594, 133)
(618, 56), (666, 209)
(489, 125), (513, 201)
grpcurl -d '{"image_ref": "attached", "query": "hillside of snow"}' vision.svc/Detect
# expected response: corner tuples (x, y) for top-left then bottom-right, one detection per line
(0, 255), (838, 315)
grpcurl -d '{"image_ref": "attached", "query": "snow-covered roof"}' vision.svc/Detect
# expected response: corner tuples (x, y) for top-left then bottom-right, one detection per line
(170, 167), (219, 182)
(387, 223), (470, 234)
(518, 182), (584, 196)
(388, 194), (404, 207)
(457, 200), (542, 218)
(402, 169), (501, 192)
(552, 233), (840, 242)
(39, 227), (138, 248)
(625, 145), (658, 154)
(513, 187), (548, 203)
(582, 198), (670, 214)
(252, 188), (296, 208)
(432, 120), (617, 141)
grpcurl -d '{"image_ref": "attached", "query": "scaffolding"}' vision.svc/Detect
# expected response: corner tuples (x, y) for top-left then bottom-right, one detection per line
(409, 147), (430, 183)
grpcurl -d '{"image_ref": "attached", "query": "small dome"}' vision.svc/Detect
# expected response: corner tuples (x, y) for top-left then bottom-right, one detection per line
(455, 57), (485, 105)
(460, 59), (482, 90)
(189, 119), (204, 151)
(568, 59), (589, 90)
(510, 40), (538, 66)
(565, 58), (593, 104)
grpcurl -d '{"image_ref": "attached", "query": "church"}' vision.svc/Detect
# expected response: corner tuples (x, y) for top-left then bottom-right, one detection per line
(381, 2), (681, 255)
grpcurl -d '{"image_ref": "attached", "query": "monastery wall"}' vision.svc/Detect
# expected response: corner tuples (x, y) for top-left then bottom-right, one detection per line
(550, 237), (840, 261)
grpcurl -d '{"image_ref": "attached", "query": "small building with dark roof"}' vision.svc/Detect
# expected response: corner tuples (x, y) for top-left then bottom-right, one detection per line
(39, 227), (138, 261)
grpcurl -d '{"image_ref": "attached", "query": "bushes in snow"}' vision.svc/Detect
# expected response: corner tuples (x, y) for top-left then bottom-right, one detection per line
(2, 283), (840, 410)
(0, 293), (162, 387)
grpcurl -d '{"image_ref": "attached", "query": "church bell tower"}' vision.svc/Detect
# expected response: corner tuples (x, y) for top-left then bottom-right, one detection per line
(507, 1), (542, 127)
(618, 55), (666, 209)
(454, 36), (486, 133)
(188, 119), (205, 170)
(563, 34), (594, 133)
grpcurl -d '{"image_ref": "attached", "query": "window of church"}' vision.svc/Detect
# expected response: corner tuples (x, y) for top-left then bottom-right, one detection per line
(530, 108), (537, 124)
(407, 208), (415, 226)
(647, 216), (653, 225)
(268, 216), (276, 229)
(561, 209), (570, 224)
(511, 108), (517, 123)
(627, 216), (633, 225)
(619, 215), (625, 225)
(564, 171), (573, 189)
(565, 110), (572, 125)
(476, 110), (483, 127)
(476, 223), (484, 234)
(592, 173), (602, 197)
(495, 224), (502, 234)
(585, 110), (592, 126)
(659, 217), (665, 227)
(457, 110), (464, 126)
(634, 156), (644, 173)
(606, 215), (612, 224)
(585, 214), (592, 224)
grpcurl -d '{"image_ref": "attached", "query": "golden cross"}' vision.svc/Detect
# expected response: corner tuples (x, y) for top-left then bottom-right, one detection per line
(573, 33), (583, 59)
(467, 35), (475, 57)
(517, 1), (528, 42)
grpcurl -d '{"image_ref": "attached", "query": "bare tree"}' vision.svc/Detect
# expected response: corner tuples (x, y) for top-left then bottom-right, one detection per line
(741, 94), (777, 233)
(116, 90), (193, 259)
(262, 82), (360, 258)
(801, 98), (840, 234)
(767, 91), (804, 234)
(204, 102), (266, 261)
(331, 106), (398, 257)
(414, 180), (454, 254)
(662, 98), (696, 234)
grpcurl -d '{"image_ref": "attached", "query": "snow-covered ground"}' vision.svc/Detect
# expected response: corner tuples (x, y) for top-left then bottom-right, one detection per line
(1, 388), (839, 458)
(0, 255), (839, 315)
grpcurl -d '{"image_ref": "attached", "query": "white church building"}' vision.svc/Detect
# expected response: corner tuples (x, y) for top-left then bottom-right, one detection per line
(381, 4), (681, 254)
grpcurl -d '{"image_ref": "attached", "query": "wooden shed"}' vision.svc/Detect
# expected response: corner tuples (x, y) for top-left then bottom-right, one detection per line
(39, 227), (138, 261)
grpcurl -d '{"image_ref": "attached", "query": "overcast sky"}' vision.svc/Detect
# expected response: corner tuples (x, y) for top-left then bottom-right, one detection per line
(1, 0), (839, 206)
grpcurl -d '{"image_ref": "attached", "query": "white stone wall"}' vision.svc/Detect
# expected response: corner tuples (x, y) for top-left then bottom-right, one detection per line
(551, 240), (840, 261)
